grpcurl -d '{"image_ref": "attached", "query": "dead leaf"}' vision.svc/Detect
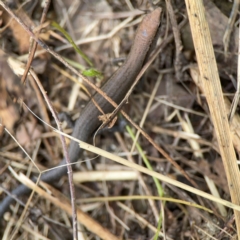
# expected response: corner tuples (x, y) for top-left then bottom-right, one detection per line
(0, 50), (22, 131)
(16, 121), (41, 151)
(98, 113), (118, 129)
(0, 105), (19, 132)
(1, 6), (35, 53)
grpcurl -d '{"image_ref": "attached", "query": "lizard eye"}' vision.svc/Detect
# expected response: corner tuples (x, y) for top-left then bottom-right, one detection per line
(142, 29), (148, 37)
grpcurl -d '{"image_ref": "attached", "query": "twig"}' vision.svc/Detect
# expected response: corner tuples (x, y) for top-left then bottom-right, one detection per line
(165, 0), (183, 81)
(130, 75), (162, 153)
(29, 69), (78, 240)
(17, 173), (120, 240)
(55, 16), (134, 52)
(229, 13), (240, 122)
(223, 0), (239, 59)
(114, 132), (160, 222)
(21, 0), (51, 84)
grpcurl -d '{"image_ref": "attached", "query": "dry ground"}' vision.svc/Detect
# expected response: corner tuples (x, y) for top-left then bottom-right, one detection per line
(0, 0), (239, 239)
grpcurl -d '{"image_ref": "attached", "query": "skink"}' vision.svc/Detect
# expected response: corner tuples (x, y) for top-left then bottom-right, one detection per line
(0, 8), (161, 217)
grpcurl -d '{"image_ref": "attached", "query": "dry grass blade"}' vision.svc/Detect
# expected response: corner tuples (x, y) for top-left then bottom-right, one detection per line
(55, 130), (240, 212)
(185, 0), (240, 237)
(16, 173), (120, 240)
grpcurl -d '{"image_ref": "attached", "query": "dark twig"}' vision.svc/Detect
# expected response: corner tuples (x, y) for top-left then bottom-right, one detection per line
(21, 0), (51, 84)
(165, 0), (183, 81)
(29, 70), (78, 240)
(223, 0), (239, 59)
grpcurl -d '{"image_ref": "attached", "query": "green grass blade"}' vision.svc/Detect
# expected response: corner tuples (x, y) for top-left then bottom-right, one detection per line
(51, 21), (93, 67)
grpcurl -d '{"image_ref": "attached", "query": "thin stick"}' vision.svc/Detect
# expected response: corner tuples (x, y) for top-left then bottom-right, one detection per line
(223, 0), (239, 58)
(165, 0), (183, 81)
(29, 70), (78, 239)
(229, 13), (240, 122)
(21, 0), (51, 84)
